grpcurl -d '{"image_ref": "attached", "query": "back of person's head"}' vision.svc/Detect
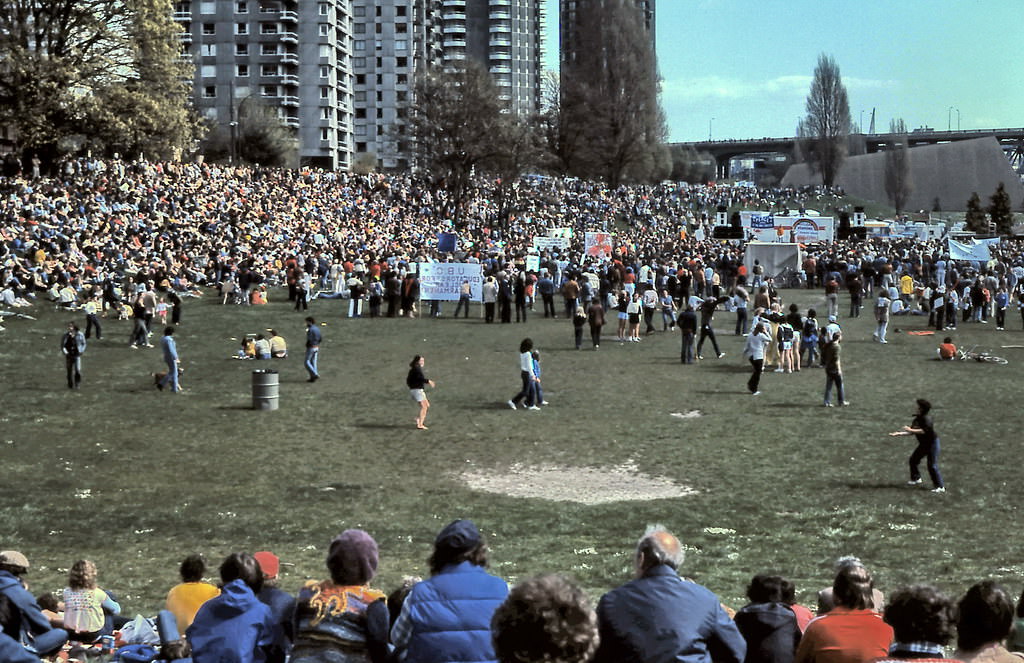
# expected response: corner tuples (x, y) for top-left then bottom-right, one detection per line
(429, 519), (488, 575)
(180, 554), (206, 583)
(219, 552), (263, 594)
(635, 524), (684, 574)
(916, 399), (932, 415)
(68, 559), (98, 591)
(326, 529), (379, 586)
(956, 581), (1013, 652)
(832, 562), (873, 610)
(807, 308), (816, 318)
(519, 338), (533, 354)
(36, 592), (60, 613)
(387, 576), (421, 628)
(746, 574), (786, 604)
(884, 585), (955, 645)
(491, 574), (599, 663)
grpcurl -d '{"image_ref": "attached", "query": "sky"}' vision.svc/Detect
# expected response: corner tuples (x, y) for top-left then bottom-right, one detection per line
(542, 0), (1024, 143)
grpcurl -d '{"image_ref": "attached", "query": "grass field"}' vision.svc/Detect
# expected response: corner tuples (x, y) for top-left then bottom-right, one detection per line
(1, 288), (1021, 616)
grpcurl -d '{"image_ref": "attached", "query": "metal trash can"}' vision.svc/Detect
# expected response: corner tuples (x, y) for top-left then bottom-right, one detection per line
(252, 369), (279, 411)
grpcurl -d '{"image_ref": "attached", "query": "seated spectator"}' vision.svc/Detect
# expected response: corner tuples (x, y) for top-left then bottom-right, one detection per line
(391, 519), (509, 663)
(781, 578), (814, 633)
(0, 550), (68, 657)
(252, 551), (294, 663)
(796, 562), (893, 663)
(937, 337), (957, 360)
(874, 585), (955, 663)
(187, 552), (274, 663)
(734, 574), (801, 663)
(386, 577), (421, 630)
(36, 592), (63, 628)
(491, 574), (599, 663)
(817, 557), (885, 614)
(1011, 588), (1024, 652)
(593, 525), (745, 663)
(953, 581), (1020, 663)
(0, 595), (41, 663)
(166, 554), (220, 635)
(254, 334), (271, 360)
(268, 330), (287, 358)
(292, 530), (388, 663)
(62, 559), (120, 643)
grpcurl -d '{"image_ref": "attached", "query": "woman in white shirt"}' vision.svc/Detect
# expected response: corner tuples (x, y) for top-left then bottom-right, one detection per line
(744, 323), (773, 396)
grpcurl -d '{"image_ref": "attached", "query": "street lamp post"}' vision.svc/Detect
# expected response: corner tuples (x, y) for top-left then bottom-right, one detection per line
(947, 106), (954, 131)
(708, 117), (715, 141)
(955, 108), (961, 131)
(229, 121), (238, 164)
(859, 110), (864, 133)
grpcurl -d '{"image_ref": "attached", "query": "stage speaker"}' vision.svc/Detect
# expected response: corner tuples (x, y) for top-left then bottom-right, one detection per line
(715, 205), (728, 226)
(838, 227), (867, 241)
(713, 226), (744, 240)
(730, 211), (741, 228)
(838, 211), (851, 231)
(853, 206), (866, 226)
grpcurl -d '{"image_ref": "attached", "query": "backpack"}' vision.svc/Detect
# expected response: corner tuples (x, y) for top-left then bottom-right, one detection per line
(778, 323), (794, 343)
(802, 318), (818, 340)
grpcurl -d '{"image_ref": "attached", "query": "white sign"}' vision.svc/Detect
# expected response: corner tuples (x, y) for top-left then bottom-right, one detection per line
(417, 263), (483, 301)
(526, 255), (540, 272)
(532, 236), (570, 250)
(947, 238), (994, 262)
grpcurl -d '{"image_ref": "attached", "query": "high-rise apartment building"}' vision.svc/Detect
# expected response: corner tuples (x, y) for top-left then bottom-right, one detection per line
(560, 0), (654, 69)
(177, 0), (542, 170)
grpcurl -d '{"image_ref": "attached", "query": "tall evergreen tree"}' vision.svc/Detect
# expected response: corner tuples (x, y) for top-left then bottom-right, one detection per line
(560, 0), (666, 187)
(964, 192), (988, 233)
(988, 182), (1013, 235)
(884, 118), (913, 214)
(801, 53), (852, 186)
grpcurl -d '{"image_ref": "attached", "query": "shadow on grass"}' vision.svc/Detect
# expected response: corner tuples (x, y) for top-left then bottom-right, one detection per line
(216, 404), (256, 411)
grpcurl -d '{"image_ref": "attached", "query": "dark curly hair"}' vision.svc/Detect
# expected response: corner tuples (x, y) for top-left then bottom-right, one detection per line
(884, 585), (955, 645)
(491, 574), (599, 663)
(746, 574), (787, 604)
(179, 554), (206, 583)
(956, 581), (1013, 652)
(219, 552), (263, 594)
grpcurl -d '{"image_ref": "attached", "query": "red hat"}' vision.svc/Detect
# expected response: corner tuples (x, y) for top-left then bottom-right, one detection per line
(253, 551), (279, 579)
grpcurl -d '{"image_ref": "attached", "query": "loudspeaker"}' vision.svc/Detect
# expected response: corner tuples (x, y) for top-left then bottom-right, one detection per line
(713, 226), (744, 240)
(730, 211), (741, 228)
(838, 227), (867, 241)
(838, 211), (851, 231)
(715, 206), (728, 226)
(853, 206), (866, 226)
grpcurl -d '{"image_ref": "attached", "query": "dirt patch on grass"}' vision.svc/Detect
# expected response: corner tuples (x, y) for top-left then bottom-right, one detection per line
(459, 461), (698, 505)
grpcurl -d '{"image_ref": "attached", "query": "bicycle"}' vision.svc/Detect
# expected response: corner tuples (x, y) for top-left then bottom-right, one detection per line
(775, 266), (804, 289)
(956, 345), (1008, 365)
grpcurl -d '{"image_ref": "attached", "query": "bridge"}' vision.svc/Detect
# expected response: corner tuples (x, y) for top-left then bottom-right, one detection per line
(675, 127), (1024, 178)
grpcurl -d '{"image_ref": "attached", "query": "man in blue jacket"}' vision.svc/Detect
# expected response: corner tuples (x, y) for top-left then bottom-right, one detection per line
(391, 519), (508, 663)
(0, 551), (68, 658)
(593, 526), (746, 663)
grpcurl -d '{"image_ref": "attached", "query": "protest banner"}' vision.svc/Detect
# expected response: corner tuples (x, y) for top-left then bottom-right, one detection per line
(417, 263), (483, 301)
(437, 232), (458, 253)
(584, 231), (613, 258)
(532, 236), (570, 251)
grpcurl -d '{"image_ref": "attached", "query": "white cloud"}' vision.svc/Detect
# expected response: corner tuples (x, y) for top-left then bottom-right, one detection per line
(662, 74), (895, 102)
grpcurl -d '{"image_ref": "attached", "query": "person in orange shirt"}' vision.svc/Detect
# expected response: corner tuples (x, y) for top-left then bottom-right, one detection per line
(165, 554), (219, 634)
(937, 337), (957, 360)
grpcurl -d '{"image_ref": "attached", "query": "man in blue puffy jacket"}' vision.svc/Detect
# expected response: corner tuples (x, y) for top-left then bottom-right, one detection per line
(0, 551), (68, 659)
(391, 519), (508, 663)
(593, 526), (746, 663)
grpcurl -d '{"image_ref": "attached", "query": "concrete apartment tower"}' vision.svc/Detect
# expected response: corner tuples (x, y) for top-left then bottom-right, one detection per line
(177, 0), (542, 170)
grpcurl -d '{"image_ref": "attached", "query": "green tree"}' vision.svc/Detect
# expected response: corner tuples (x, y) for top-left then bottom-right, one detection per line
(884, 118), (913, 214)
(482, 116), (543, 224)
(988, 182), (1012, 235)
(199, 98), (296, 167)
(560, 0), (666, 186)
(801, 53), (852, 186)
(964, 192), (988, 233)
(408, 61), (509, 226)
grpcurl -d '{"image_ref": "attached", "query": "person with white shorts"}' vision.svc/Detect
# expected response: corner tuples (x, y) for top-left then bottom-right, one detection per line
(407, 355), (435, 430)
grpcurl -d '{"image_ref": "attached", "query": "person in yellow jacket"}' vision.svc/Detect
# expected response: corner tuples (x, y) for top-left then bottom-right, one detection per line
(165, 554), (220, 634)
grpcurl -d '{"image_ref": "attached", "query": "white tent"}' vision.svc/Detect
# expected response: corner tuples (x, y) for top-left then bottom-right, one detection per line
(744, 242), (803, 280)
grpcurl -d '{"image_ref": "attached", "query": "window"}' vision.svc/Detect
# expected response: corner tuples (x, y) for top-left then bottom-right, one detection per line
(376, 108), (382, 119)
(235, 23), (248, 34)
(201, 43), (216, 56)
(321, 128), (331, 141)
(200, 64), (216, 77)
(396, 56), (407, 68)
(396, 91), (407, 102)
(395, 40), (407, 50)
(320, 107), (332, 120)
(260, 23), (277, 34)
(375, 23), (382, 34)
(236, 43), (249, 55)
(318, 3), (329, 15)
(236, 64), (249, 76)
(202, 85), (216, 98)
(354, 40), (366, 51)
(318, 24), (329, 36)
(200, 1), (215, 13)
(261, 85), (276, 96)
(318, 44), (331, 57)
(260, 64), (277, 76)
(354, 24), (365, 34)
(355, 74), (366, 85)
(353, 57), (366, 68)
(375, 6), (381, 16)
(375, 91), (382, 102)
(376, 74), (382, 84)
(375, 40), (383, 50)
(319, 65), (330, 78)
(356, 142), (367, 151)
(261, 44), (277, 55)
(353, 5), (366, 16)
(396, 23), (407, 33)
(396, 73), (407, 85)
(236, 1), (247, 12)
(320, 86), (329, 99)
(375, 57), (382, 67)
(355, 108), (366, 118)
(202, 23), (215, 35)
(354, 91), (366, 101)
(354, 126), (367, 135)
(396, 5), (406, 16)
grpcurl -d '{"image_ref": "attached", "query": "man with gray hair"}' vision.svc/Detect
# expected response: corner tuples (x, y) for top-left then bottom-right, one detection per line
(592, 525), (746, 663)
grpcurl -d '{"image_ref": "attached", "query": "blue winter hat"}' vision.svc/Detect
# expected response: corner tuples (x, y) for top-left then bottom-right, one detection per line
(434, 519), (481, 554)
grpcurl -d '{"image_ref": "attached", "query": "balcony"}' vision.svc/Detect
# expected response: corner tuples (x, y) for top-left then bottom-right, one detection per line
(443, 23), (466, 34)
(279, 31), (298, 43)
(490, 49), (511, 60)
(173, 11), (191, 21)
(442, 9), (466, 20)
(489, 65), (511, 74)
(489, 22), (511, 33)
(495, 78), (512, 87)
(280, 52), (299, 64)
(489, 36), (511, 46)
(489, 10), (511, 20)
(178, 32), (193, 42)
(443, 37), (466, 48)
(281, 95), (300, 106)
(278, 10), (297, 22)
(490, 0), (511, 5)
(442, 0), (465, 6)
(280, 74), (299, 86)
(283, 117), (300, 128)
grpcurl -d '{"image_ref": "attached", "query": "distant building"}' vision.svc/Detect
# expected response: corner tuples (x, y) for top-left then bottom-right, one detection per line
(560, 0), (654, 70)
(176, 0), (543, 171)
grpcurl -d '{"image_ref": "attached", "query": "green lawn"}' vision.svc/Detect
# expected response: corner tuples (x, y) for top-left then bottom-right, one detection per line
(1, 289), (1020, 614)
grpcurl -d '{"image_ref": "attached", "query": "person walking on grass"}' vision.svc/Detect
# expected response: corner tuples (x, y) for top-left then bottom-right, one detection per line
(888, 398), (945, 493)
(304, 317), (321, 382)
(407, 355), (435, 430)
(744, 323), (772, 396)
(508, 337), (539, 410)
(158, 326), (181, 393)
(822, 331), (847, 407)
(60, 321), (86, 390)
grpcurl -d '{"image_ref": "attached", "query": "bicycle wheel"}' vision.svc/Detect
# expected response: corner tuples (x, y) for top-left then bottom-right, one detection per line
(983, 355), (1008, 365)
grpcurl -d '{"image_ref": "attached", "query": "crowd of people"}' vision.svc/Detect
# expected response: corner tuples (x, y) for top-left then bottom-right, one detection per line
(3, 527), (1024, 663)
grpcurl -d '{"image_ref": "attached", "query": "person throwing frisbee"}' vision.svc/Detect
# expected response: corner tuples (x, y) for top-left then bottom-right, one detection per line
(888, 398), (945, 493)
(407, 355), (435, 430)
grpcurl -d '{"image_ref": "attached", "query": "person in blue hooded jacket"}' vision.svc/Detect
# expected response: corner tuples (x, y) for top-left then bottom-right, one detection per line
(187, 552), (275, 663)
(0, 550), (68, 658)
(390, 519), (509, 663)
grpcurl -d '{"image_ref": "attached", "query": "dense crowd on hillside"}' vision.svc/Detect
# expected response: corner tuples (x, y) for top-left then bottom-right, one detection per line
(3, 526), (1024, 663)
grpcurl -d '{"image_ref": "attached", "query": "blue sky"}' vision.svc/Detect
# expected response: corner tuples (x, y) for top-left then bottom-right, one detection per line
(542, 0), (1024, 142)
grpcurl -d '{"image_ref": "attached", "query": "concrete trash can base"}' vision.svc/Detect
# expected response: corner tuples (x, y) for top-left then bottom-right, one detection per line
(252, 369), (279, 411)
